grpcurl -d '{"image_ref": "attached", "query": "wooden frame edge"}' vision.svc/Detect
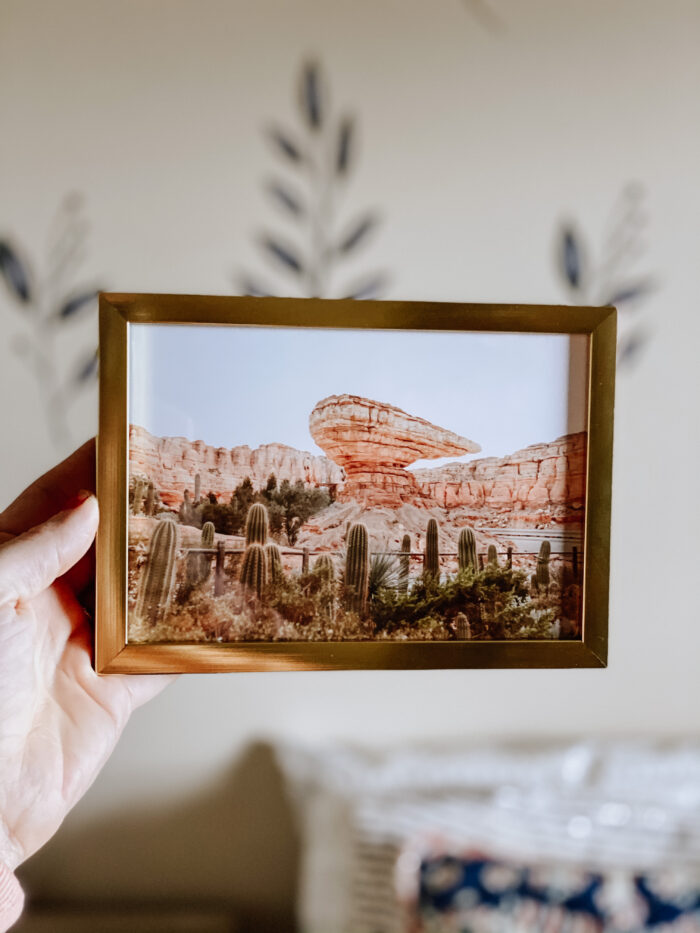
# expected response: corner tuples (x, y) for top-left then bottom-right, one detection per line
(96, 295), (616, 674)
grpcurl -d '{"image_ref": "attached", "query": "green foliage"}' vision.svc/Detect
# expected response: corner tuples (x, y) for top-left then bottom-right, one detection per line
(424, 518), (439, 580)
(137, 517), (178, 622)
(240, 543), (268, 597)
(368, 553), (398, 603)
(487, 544), (499, 567)
(245, 502), (269, 545)
(200, 475), (330, 544)
(371, 564), (553, 639)
(345, 522), (369, 614)
(536, 540), (551, 590)
(398, 534), (411, 595)
(266, 543), (284, 582)
(458, 527), (477, 573)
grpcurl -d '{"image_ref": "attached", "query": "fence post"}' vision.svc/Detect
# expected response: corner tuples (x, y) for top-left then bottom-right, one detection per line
(214, 542), (225, 596)
(302, 547), (309, 574)
(506, 546), (513, 569)
(478, 553), (484, 571)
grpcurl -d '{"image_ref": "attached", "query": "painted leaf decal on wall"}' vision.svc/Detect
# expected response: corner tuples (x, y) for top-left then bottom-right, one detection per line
(268, 126), (303, 163)
(338, 213), (378, 253)
(336, 116), (354, 175)
(300, 60), (323, 129)
(343, 272), (389, 300)
(603, 279), (654, 307)
(75, 348), (99, 383)
(262, 236), (304, 274)
(58, 288), (100, 320)
(267, 180), (304, 216)
(0, 240), (31, 303)
(560, 227), (583, 289)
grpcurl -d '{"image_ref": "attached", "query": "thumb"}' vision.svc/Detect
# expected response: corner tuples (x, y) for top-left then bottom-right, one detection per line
(0, 494), (99, 605)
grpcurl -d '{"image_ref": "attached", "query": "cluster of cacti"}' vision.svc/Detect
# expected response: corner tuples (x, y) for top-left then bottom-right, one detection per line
(345, 522), (369, 613)
(487, 544), (499, 568)
(246, 502), (269, 545)
(240, 542), (268, 597)
(458, 527), (477, 573)
(454, 612), (471, 640)
(266, 543), (283, 582)
(398, 534), (411, 595)
(424, 519), (439, 580)
(536, 540), (551, 590)
(137, 516), (178, 622)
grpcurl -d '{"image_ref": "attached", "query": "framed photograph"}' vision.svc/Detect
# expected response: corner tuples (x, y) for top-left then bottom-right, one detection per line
(96, 294), (615, 673)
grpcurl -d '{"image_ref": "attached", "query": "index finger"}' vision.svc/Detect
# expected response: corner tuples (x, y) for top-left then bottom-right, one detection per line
(0, 438), (96, 537)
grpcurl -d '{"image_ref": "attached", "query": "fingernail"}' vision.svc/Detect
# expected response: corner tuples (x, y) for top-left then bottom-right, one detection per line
(65, 490), (94, 510)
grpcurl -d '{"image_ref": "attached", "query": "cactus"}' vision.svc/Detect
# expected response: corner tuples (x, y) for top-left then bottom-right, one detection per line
(194, 473), (201, 504)
(240, 543), (268, 597)
(536, 540), (551, 590)
(398, 534), (411, 595)
(478, 553), (484, 572)
(424, 518), (439, 580)
(266, 542), (283, 582)
(132, 478), (145, 515)
(487, 544), (499, 568)
(137, 517), (178, 622)
(530, 572), (539, 596)
(458, 527), (477, 573)
(201, 521), (215, 548)
(179, 489), (196, 526)
(455, 612), (471, 640)
(183, 522), (215, 592)
(345, 522), (369, 613)
(246, 502), (269, 546)
(506, 546), (513, 569)
(144, 483), (156, 517)
(314, 554), (335, 582)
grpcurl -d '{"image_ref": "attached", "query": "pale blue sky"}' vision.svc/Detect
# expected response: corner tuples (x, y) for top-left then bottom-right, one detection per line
(129, 324), (586, 466)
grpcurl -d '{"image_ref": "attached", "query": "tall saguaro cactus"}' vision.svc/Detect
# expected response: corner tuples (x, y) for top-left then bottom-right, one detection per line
(184, 521), (216, 591)
(194, 473), (201, 504)
(345, 522), (369, 613)
(536, 540), (551, 591)
(240, 543), (269, 597)
(266, 542), (284, 582)
(458, 527), (478, 573)
(398, 534), (411, 595)
(424, 518), (439, 580)
(137, 517), (178, 622)
(245, 502), (269, 546)
(314, 554), (335, 582)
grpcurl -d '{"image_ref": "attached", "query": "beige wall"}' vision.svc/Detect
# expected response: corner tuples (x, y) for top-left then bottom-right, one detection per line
(1, 0), (699, 926)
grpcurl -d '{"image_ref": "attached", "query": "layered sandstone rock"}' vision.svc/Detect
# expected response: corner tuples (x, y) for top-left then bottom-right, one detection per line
(308, 394), (481, 508)
(413, 432), (587, 514)
(129, 424), (343, 507)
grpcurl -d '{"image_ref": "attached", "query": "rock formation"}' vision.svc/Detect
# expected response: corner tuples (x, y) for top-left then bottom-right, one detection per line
(413, 432), (587, 516)
(309, 394), (481, 508)
(129, 424), (343, 508)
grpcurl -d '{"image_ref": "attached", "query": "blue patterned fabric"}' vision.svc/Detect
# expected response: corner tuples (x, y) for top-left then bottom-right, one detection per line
(417, 853), (700, 932)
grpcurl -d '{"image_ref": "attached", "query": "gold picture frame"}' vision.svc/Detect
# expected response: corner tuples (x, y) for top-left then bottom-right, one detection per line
(96, 293), (615, 674)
